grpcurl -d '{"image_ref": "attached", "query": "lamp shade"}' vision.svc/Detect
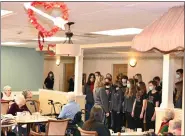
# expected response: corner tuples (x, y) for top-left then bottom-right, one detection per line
(132, 6), (184, 53)
(55, 44), (81, 56)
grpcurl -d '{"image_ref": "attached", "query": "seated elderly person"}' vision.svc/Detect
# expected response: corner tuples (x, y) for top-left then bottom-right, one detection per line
(168, 119), (181, 135)
(58, 92), (80, 120)
(7, 95), (30, 135)
(7, 95), (30, 115)
(158, 109), (175, 135)
(22, 90), (33, 100)
(2, 85), (14, 101)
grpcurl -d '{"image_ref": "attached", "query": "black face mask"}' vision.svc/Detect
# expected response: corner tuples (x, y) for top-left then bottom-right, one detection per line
(104, 82), (110, 86)
(135, 79), (138, 83)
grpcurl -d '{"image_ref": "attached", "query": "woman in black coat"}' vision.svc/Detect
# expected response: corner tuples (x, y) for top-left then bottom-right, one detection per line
(44, 71), (54, 90)
(83, 73), (96, 120)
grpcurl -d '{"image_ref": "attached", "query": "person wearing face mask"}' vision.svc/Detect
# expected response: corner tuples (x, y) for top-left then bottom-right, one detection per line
(173, 69), (183, 109)
(110, 82), (123, 133)
(120, 75), (128, 128)
(104, 77), (114, 129)
(134, 74), (143, 91)
(146, 81), (160, 131)
(94, 76), (109, 126)
(123, 79), (136, 130)
(83, 73), (96, 120)
(131, 82), (147, 131)
(44, 71), (54, 90)
(153, 76), (162, 106)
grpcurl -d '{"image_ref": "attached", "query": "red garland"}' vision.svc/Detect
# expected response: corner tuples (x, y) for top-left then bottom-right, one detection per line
(47, 44), (56, 56)
(27, 2), (69, 37)
(38, 31), (44, 51)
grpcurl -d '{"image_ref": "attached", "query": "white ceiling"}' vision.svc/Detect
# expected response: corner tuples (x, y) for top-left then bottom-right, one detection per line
(1, 2), (184, 48)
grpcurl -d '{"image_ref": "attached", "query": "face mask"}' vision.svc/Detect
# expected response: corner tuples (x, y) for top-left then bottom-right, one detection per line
(122, 83), (127, 86)
(105, 82), (110, 86)
(105, 85), (110, 89)
(116, 87), (119, 90)
(149, 86), (153, 91)
(49, 74), (52, 77)
(176, 74), (180, 79)
(127, 84), (130, 88)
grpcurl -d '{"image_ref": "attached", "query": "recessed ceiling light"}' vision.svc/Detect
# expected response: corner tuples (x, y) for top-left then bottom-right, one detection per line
(1, 10), (14, 18)
(33, 37), (77, 42)
(91, 28), (143, 36)
(1, 42), (27, 45)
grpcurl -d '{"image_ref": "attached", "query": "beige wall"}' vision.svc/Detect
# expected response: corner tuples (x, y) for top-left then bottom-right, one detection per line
(44, 53), (183, 91)
(83, 53), (184, 84)
(43, 57), (75, 91)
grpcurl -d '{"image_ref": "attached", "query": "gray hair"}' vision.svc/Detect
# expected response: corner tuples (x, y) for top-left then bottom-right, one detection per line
(3, 85), (11, 92)
(169, 119), (181, 130)
(163, 109), (175, 121)
(67, 92), (76, 102)
(22, 90), (30, 99)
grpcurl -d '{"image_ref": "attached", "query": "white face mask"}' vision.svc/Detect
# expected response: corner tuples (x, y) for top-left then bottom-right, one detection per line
(116, 87), (119, 90)
(149, 86), (153, 91)
(127, 84), (130, 88)
(176, 74), (180, 79)
(122, 83), (127, 86)
(105, 85), (110, 88)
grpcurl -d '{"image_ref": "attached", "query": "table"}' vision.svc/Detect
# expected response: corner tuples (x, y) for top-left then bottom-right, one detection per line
(16, 115), (56, 136)
(111, 132), (145, 136)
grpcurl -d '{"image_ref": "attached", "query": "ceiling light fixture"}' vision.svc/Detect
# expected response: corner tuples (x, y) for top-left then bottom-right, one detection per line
(1, 42), (27, 45)
(1, 10), (14, 18)
(91, 28), (143, 36)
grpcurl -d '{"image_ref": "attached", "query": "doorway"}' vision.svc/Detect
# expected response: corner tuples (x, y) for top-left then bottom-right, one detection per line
(113, 64), (128, 82)
(64, 63), (75, 92)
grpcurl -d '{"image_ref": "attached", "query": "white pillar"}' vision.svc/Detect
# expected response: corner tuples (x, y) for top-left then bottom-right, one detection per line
(160, 54), (174, 108)
(74, 49), (84, 95)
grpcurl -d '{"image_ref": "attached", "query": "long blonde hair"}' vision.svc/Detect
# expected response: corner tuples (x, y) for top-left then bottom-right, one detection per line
(94, 75), (104, 89)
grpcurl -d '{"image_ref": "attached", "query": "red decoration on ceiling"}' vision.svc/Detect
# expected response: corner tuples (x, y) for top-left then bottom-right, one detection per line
(47, 44), (56, 56)
(27, 2), (69, 37)
(38, 31), (44, 51)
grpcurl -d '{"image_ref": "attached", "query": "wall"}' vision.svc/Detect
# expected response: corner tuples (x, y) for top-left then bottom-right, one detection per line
(43, 57), (75, 91)
(1, 46), (44, 91)
(83, 53), (184, 84)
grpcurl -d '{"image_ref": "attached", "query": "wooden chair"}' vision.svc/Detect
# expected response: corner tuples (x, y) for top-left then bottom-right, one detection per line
(26, 100), (40, 113)
(1, 101), (9, 114)
(78, 127), (98, 136)
(30, 119), (69, 136)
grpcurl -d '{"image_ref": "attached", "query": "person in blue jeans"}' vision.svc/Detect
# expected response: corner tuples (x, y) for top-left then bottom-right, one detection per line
(83, 73), (95, 121)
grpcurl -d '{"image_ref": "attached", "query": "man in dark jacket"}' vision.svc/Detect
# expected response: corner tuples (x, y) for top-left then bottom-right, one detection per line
(174, 69), (183, 108)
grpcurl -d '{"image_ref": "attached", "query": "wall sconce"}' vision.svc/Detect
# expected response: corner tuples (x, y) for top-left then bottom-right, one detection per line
(129, 58), (137, 67)
(56, 59), (60, 66)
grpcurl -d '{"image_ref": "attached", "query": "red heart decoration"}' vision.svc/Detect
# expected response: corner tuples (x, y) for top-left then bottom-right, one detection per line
(27, 2), (69, 37)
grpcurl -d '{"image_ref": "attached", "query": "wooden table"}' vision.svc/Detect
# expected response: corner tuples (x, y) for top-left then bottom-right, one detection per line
(16, 115), (56, 136)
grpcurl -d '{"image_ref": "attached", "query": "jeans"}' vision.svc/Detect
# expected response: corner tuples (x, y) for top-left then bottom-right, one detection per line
(85, 103), (94, 121)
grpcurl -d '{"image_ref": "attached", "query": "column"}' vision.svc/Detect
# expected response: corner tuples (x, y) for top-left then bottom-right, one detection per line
(160, 54), (174, 108)
(74, 49), (84, 95)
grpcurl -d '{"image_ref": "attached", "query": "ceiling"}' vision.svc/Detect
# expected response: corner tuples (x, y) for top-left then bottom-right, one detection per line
(1, 2), (184, 48)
